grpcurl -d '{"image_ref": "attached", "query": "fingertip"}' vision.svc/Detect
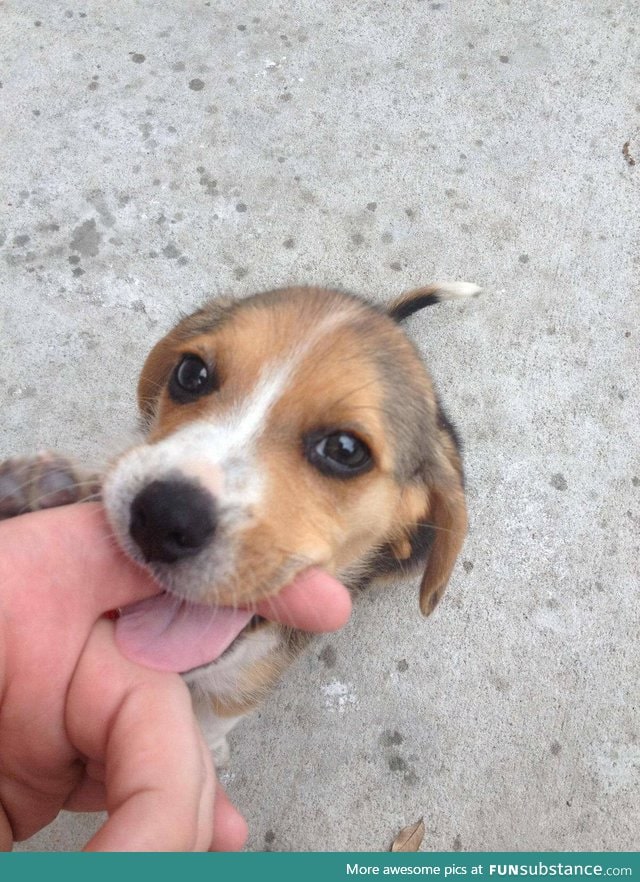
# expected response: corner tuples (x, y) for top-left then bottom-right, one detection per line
(211, 786), (248, 852)
(319, 586), (352, 632)
(258, 568), (352, 633)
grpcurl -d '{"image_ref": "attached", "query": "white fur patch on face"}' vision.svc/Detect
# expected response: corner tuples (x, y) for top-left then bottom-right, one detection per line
(103, 362), (292, 580)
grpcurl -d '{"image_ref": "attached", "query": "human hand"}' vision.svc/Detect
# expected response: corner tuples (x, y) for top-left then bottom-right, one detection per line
(0, 503), (351, 851)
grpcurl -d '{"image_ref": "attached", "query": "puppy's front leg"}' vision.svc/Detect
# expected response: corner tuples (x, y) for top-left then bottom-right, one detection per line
(0, 453), (100, 520)
(192, 697), (244, 768)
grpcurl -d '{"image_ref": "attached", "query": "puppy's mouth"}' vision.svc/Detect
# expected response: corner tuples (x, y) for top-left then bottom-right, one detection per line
(113, 593), (266, 673)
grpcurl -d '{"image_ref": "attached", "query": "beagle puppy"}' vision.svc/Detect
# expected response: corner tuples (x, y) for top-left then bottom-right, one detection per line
(0, 281), (478, 764)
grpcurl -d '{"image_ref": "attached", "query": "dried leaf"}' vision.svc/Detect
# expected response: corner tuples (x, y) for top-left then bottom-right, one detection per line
(390, 817), (425, 852)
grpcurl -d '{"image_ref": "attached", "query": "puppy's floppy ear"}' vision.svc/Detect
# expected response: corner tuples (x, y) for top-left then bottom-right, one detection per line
(383, 282), (476, 612)
(387, 408), (467, 617)
(387, 281), (481, 323)
(418, 459), (467, 616)
(420, 401), (468, 616)
(137, 299), (234, 422)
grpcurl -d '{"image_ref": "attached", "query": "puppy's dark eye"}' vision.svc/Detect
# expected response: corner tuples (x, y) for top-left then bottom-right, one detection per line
(169, 355), (217, 403)
(306, 431), (373, 478)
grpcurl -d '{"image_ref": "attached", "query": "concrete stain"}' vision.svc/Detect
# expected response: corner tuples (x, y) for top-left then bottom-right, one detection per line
(321, 680), (357, 712)
(387, 754), (418, 784)
(87, 191), (116, 228)
(492, 676), (511, 693)
(7, 385), (37, 399)
(550, 473), (568, 491)
(388, 755), (408, 772)
(197, 168), (218, 195)
(318, 645), (337, 668)
(70, 219), (101, 257)
(162, 242), (181, 259)
(382, 730), (404, 747)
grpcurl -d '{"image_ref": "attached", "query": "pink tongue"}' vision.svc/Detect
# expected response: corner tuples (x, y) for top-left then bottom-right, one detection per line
(115, 594), (254, 673)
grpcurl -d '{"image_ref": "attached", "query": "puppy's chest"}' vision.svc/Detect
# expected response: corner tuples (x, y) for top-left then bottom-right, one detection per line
(185, 624), (285, 705)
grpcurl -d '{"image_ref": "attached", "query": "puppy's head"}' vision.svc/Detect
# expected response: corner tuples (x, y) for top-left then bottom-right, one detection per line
(104, 285), (471, 673)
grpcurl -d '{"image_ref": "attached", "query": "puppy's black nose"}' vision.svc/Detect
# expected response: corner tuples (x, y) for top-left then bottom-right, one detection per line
(129, 479), (217, 563)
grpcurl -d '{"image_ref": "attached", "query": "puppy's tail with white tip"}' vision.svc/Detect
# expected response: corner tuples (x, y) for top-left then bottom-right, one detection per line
(388, 281), (482, 322)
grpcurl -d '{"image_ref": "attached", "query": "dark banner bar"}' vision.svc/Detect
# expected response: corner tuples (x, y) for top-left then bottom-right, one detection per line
(1, 852), (639, 882)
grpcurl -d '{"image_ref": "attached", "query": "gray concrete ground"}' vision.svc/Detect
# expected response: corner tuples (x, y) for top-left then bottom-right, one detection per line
(1, 0), (638, 853)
